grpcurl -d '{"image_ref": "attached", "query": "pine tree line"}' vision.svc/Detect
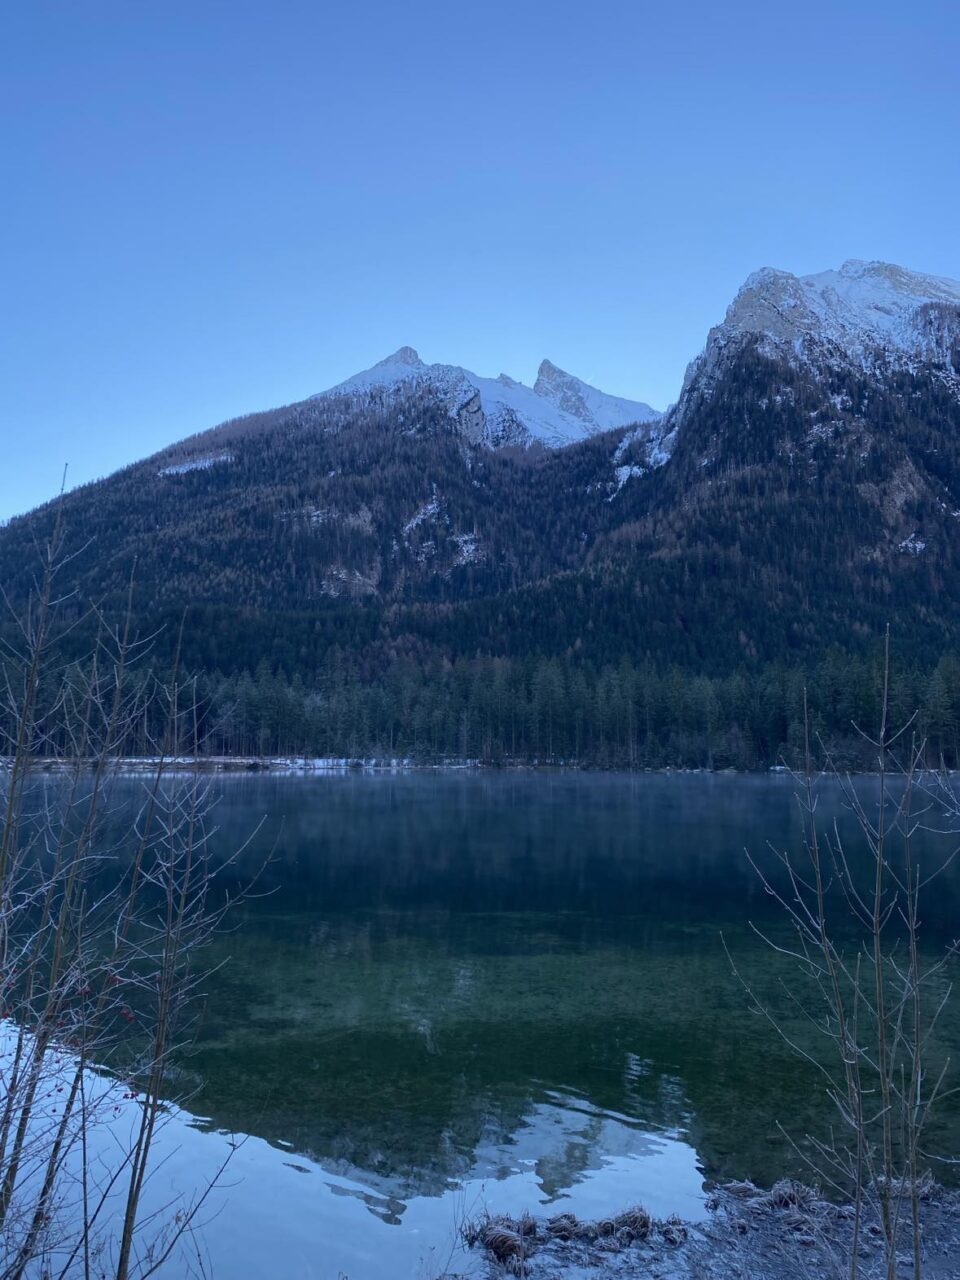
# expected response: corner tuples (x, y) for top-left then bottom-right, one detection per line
(17, 650), (959, 770)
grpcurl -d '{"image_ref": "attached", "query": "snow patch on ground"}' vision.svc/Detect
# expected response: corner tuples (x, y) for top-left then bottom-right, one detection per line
(158, 452), (234, 477)
(647, 433), (674, 468)
(806, 422), (838, 444)
(452, 532), (483, 565)
(609, 465), (644, 498)
(319, 567), (378, 597)
(898, 532), (927, 556)
(280, 505), (374, 532)
(612, 424), (675, 474)
(403, 494), (441, 536)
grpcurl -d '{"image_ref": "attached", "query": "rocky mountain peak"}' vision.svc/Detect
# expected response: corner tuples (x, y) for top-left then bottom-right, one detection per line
(317, 350), (661, 449)
(533, 359), (661, 429)
(535, 359), (564, 382)
(673, 259), (960, 426)
(374, 346), (423, 369)
(723, 259), (960, 358)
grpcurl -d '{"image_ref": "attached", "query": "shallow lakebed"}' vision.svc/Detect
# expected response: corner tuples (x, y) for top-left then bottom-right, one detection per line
(106, 771), (960, 1278)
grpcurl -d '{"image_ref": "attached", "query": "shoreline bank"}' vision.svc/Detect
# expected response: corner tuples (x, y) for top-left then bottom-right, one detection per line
(464, 1181), (960, 1279)
(11, 755), (954, 778)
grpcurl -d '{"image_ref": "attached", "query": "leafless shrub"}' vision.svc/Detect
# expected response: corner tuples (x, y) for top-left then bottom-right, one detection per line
(0, 501), (252, 1278)
(730, 631), (959, 1280)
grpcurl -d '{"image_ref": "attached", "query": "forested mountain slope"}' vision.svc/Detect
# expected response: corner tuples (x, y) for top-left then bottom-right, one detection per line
(0, 388), (653, 613)
(4, 261), (960, 765)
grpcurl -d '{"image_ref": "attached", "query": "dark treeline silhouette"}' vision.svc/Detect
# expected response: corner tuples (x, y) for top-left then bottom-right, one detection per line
(15, 648), (960, 770)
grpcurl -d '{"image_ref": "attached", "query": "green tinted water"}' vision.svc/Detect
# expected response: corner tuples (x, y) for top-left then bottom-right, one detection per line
(137, 771), (960, 1277)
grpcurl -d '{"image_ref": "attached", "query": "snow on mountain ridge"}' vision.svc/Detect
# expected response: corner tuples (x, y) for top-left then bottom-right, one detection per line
(723, 259), (960, 362)
(316, 350), (661, 449)
(534, 359), (661, 429)
(312, 259), (959, 464)
(673, 259), (960, 427)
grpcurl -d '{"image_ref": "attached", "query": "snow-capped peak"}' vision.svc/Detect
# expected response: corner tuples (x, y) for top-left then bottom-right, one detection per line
(670, 257), (960, 442)
(534, 359), (661, 429)
(722, 259), (960, 362)
(673, 258), (960, 422)
(315, 350), (661, 449)
(373, 345), (424, 370)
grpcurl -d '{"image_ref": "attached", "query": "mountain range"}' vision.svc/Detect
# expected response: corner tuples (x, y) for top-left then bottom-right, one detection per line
(2, 258), (960, 764)
(317, 347), (661, 448)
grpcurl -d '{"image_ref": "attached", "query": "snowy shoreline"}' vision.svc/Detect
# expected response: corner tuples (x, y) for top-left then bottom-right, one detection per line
(0, 755), (795, 777)
(7, 755), (955, 779)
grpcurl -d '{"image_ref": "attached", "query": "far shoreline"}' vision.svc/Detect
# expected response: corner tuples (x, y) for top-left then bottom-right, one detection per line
(11, 755), (954, 779)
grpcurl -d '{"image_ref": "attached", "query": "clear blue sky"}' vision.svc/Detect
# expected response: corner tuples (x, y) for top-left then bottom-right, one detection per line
(2, 0), (958, 519)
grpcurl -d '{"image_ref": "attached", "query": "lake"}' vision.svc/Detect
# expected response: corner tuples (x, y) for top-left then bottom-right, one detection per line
(108, 771), (960, 1278)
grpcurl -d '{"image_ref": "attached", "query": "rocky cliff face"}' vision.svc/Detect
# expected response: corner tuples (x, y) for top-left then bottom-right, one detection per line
(671, 260), (960, 433)
(532, 359), (661, 430)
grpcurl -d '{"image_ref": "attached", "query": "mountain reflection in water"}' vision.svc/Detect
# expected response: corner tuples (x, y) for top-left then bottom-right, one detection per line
(86, 771), (960, 1278)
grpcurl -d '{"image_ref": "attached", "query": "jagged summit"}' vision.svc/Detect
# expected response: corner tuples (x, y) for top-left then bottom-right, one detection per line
(816, 258), (960, 299)
(536, 359), (571, 386)
(316, 349), (661, 449)
(673, 258), (960, 422)
(722, 259), (960, 359)
(373, 345), (423, 369)
(533, 359), (660, 429)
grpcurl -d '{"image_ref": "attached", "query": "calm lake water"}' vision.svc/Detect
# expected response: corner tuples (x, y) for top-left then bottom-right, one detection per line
(115, 772), (960, 1278)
